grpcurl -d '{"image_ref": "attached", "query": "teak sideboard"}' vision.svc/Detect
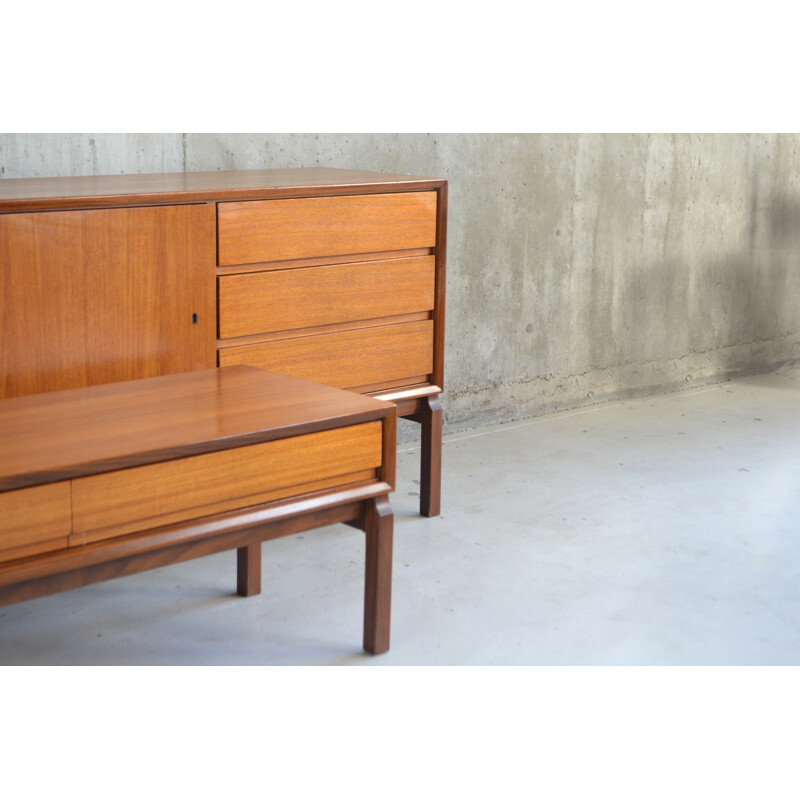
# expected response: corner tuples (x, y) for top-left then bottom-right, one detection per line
(0, 167), (447, 515)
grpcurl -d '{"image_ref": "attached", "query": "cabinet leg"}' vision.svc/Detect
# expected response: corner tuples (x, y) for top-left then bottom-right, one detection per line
(363, 495), (393, 655)
(418, 395), (443, 517)
(237, 543), (262, 597)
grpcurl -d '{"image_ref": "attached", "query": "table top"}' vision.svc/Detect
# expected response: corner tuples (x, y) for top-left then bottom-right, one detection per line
(0, 167), (447, 212)
(0, 366), (393, 490)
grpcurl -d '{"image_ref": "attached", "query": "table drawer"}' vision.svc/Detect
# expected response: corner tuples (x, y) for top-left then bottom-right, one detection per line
(0, 482), (72, 562)
(219, 256), (435, 339)
(218, 192), (437, 266)
(71, 422), (383, 543)
(218, 321), (434, 391)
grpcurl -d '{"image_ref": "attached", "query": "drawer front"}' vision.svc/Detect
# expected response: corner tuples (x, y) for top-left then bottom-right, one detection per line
(218, 321), (434, 391)
(219, 256), (435, 339)
(72, 422), (383, 543)
(218, 192), (437, 266)
(0, 482), (72, 562)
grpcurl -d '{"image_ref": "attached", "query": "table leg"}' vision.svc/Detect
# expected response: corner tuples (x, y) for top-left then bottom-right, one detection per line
(237, 543), (262, 597)
(418, 395), (443, 517)
(363, 495), (393, 655)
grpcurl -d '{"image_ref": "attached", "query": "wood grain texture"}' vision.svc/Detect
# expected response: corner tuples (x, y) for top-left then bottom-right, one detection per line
(0, 494), (377, 606)
(71, 423), (382, 542)
(218, 314), (430, 349)
(362, 495), (393, 655)
(0, 204), (216, 399)
(0, 167), (446, 523)
(432, 183), (449, 390)
(413, 396), (443, 517)
(0, 366), (394, 491)
(218, 321), (434, 390)
(379, 411), (397, 491)
(218, 192), (438, 266)
(215, 247), (433, 276)
(0, 168), (446, 212)
(0, 211), (89, 395)
(237, 543), (261, 597)
(349, 375), (431, 395)
(218, 256), (435, 339)
(0, 483), (391, 591)
(0, 362), (397, 653)
(0, 482), (72, 562)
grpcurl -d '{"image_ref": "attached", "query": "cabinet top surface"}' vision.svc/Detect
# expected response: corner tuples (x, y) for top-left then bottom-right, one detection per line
(0, 366), (393, 490)
(0, 167), (446, 212)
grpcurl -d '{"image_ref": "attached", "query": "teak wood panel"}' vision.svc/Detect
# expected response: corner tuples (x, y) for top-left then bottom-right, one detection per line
(0, 205), (216, 399)
(218, 321), (434, 390)
(217, 192), (438, 266)
(71, 422), (382, 542)
(0, 482), (72, 562)
(218, 256), (435, 339)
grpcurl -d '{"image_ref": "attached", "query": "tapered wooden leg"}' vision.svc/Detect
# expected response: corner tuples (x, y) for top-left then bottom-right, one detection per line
(363, 495), (394, 655)
(418, 395), (443, 517)
(237, 543), (262, 597)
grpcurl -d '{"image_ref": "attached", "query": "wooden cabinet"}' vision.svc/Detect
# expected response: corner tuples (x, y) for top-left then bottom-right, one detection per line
(0, 167), (447, 515)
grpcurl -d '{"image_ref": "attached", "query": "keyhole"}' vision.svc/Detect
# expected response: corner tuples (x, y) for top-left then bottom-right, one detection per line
(192, 313), (198, 325)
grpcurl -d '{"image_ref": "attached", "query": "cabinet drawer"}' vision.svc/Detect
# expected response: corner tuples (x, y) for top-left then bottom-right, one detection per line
(219, 256), (435, 339)
(218, 192), (437, 266)
(0, 482), (72, 562)
(218, 321), (433, 391)
(72, 422), (383, 543)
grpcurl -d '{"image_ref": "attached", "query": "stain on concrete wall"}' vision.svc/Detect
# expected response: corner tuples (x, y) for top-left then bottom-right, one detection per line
(2, 132), (799, 433)
(0, 133), (184, 177)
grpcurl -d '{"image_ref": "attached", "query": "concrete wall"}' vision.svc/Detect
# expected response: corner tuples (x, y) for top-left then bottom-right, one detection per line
(3, 133), (800, 433)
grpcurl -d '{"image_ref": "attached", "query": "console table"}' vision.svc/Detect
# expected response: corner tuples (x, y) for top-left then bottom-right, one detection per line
(0, 167), (447, 516)
(0, 366), (396, 654)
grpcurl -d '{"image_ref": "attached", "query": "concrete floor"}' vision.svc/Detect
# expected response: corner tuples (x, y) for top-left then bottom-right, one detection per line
(1, 365), (799, 666)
